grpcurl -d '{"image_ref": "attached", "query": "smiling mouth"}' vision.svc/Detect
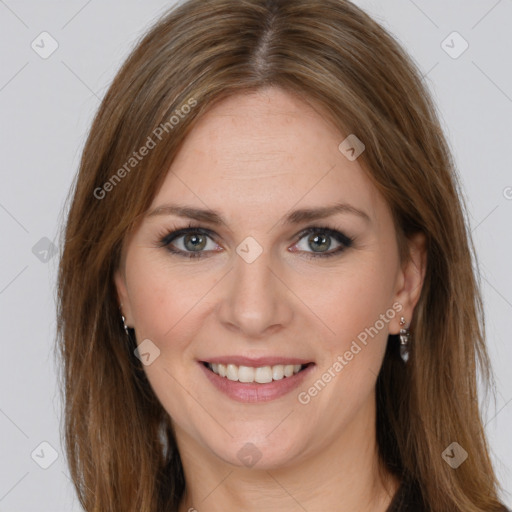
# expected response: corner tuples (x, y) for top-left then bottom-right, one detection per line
(202, 362), (312, 384)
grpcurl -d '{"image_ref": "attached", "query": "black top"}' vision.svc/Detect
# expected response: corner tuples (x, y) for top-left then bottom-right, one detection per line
(385, 477), (511, 512)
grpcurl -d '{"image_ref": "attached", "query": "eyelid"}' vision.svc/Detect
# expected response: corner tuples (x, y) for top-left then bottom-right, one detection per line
(157, 223), (354, 259)
(158, 225), (219, 247)
(294, 226), (353, 247)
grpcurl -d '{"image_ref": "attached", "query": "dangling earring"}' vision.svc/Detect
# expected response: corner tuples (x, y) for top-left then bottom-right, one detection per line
(119, 304), (130, 336)
(399, 316), (410, 362)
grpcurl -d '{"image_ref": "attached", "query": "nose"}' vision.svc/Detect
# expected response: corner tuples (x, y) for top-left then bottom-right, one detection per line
(216, 246), (294, 339)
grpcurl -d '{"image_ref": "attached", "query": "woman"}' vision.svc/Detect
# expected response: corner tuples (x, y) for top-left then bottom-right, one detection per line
(56, 0), (509, 510)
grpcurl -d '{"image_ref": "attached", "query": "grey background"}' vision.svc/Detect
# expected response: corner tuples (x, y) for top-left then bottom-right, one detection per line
(0, 0), (511, 510)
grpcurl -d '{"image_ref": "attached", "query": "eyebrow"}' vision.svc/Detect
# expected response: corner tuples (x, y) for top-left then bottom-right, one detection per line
(146, 202), (371, 226)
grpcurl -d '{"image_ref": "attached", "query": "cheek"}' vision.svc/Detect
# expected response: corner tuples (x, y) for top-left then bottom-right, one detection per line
(304, 260), (395, 343)
(127, 252), (215, 345)
(125, 255), (214, 421)
(303, 260), (396, 396)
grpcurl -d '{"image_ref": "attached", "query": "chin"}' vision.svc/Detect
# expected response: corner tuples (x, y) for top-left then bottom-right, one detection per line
(202, 431), (305, 471)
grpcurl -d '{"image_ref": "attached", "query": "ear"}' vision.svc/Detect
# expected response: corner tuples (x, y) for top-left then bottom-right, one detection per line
(390, 232), (427, 333)
(114, 268), (134, 327)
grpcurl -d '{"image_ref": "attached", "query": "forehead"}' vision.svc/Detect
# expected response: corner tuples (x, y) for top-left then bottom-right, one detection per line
(151, 87), (384, 225)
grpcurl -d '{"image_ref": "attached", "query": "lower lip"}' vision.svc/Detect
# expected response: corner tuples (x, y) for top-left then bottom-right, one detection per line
(199, 362), (315, 403)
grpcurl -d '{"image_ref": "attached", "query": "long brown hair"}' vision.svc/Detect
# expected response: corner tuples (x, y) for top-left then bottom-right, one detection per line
(56, 0), (506, 510)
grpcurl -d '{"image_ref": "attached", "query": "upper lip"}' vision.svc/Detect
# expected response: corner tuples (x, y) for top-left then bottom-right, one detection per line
(200, 356), (314, 367)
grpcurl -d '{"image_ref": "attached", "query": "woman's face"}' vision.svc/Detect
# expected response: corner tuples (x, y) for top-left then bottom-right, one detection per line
(115, 86), (425, 470)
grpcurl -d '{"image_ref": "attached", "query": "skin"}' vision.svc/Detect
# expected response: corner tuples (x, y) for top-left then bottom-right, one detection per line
(115, 86), (427, 512)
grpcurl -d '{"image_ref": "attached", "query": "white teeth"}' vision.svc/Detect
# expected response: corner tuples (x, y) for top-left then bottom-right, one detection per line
(254, 366), (273, 383)
(238, 366), (255, 383)
(272, 365), (284, 380)
(207, 362), (305, 383)
(226, 364), (238, 381)
(284, 365), (294, 377)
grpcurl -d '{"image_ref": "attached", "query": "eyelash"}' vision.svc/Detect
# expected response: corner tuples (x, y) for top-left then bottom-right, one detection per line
(156, 222), (354, 260)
